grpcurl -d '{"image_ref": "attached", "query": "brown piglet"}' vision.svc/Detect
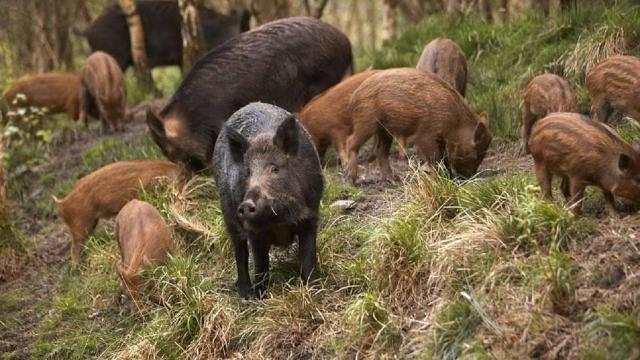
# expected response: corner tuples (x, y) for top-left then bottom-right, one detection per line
(529, 112), (640, 215)
(521, 73), (578, 153)
(57, 159), (185, 265)
(80, 51), (127, 132)
(346, 68), (491, 182)
(116, 199), (174, 300)
(298, 70), (380, 165)
(2, 73), (94, 121)
(586, 55), (640, 124)
(416, 37), (467, 97)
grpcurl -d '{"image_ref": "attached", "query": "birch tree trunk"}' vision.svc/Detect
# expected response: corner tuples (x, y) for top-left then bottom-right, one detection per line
(382, 0), (400, 42)
(250, 0), (290, 25)
(303, 0), (330, 18)
(118, 0), (156, 92)
(179, 0), (206, 73)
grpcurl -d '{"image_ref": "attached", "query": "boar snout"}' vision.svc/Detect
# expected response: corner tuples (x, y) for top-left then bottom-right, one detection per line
(238, 199), (257, 219)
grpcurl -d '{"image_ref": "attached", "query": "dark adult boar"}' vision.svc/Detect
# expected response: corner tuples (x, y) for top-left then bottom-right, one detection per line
(346, 68), (491, 183)
(76, 1), (251, 71)
(80, 51), (127, 132)
(213, 103), (324, 299)
(2, 73), (93, 121)
(146, 17), (353, 172)
(58, 160), (185, 265)
(116, 200), (174, 300)
(521, 73), (578, 153)
(416, 37), (467, 97)
(586, 55), (640, 124)
(299, 70), (379, 165)
(529, 112), (640, 215)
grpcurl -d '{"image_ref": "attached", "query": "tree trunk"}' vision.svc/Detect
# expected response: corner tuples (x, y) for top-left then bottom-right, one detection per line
(179, 0), (206, 73)
(303, 0), (330, 18)
(118, 0), (156, 92)
(250, 0), (290, 25)
(478, 0), (492, 21)
(446, 0), (462, 16)
(382, 0), (400, 42)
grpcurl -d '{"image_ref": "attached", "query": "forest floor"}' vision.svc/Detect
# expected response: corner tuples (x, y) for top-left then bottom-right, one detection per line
(0, 114), (638, 359)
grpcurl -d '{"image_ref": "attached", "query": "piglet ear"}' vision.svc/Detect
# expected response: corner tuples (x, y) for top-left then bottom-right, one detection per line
(226, 125), (249, 162)
(474, 120), (491, 145)
(273, 115), (299, 156)
(619, 153), (634, 174)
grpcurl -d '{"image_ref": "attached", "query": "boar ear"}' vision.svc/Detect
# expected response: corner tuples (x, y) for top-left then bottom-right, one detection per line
(474, 120), (491, 145)
(226, 125), (250, 162)
(274, 115), (299, 156)
(619, 153), (635, 174)
(146, 110), (166, 139)
(478, 112), (490, 128)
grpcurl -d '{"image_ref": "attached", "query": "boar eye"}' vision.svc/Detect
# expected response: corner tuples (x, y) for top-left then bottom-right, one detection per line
(270, 164), (279, 174)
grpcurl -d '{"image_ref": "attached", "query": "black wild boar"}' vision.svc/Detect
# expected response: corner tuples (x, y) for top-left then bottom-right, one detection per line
(146, 16), (353, 172)
(79, 51), (127, 132)
(75, 1), (251, 71)
(212, 103), (324, 299)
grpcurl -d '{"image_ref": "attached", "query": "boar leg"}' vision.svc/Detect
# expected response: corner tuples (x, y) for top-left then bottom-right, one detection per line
(414, 136), (442, 173)
(78, 86), (89, 125)
(232, 235), (252, 299)
(568, 180), (586, 215)
(534, 162), (553, 199)
(70, 218), (98, 266)
(560, 176), (571, 201)
(346, 123), (378, 183)
(397, 137), (408, 161)
(297, 219), (318, 285)
(375, 129), (395, 180)
(592, 97), (613, 123)
(521, 111), (537, 155)
(602, 190), (620, 217)
(249, 234), (270, 299)
(334, 134), (350, 167)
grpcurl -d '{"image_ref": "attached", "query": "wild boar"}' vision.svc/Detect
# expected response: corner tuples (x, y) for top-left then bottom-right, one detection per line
(521, 73), (579, 153)
(116, 199), (174, 300)
(75, 1), (251, 71)
(528, 112), (640, 215)
(57, 160), (185, 265)
(146, 17), (353, 172)
(416, 37), (467, 97)
(79, 51), (127, 133)
(586, 55), (640, 123)
(2, 73), (96, 121)
(298, 70), (380, 165)
(346, 68), (491, 183)
(212, 103), (323, 299)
